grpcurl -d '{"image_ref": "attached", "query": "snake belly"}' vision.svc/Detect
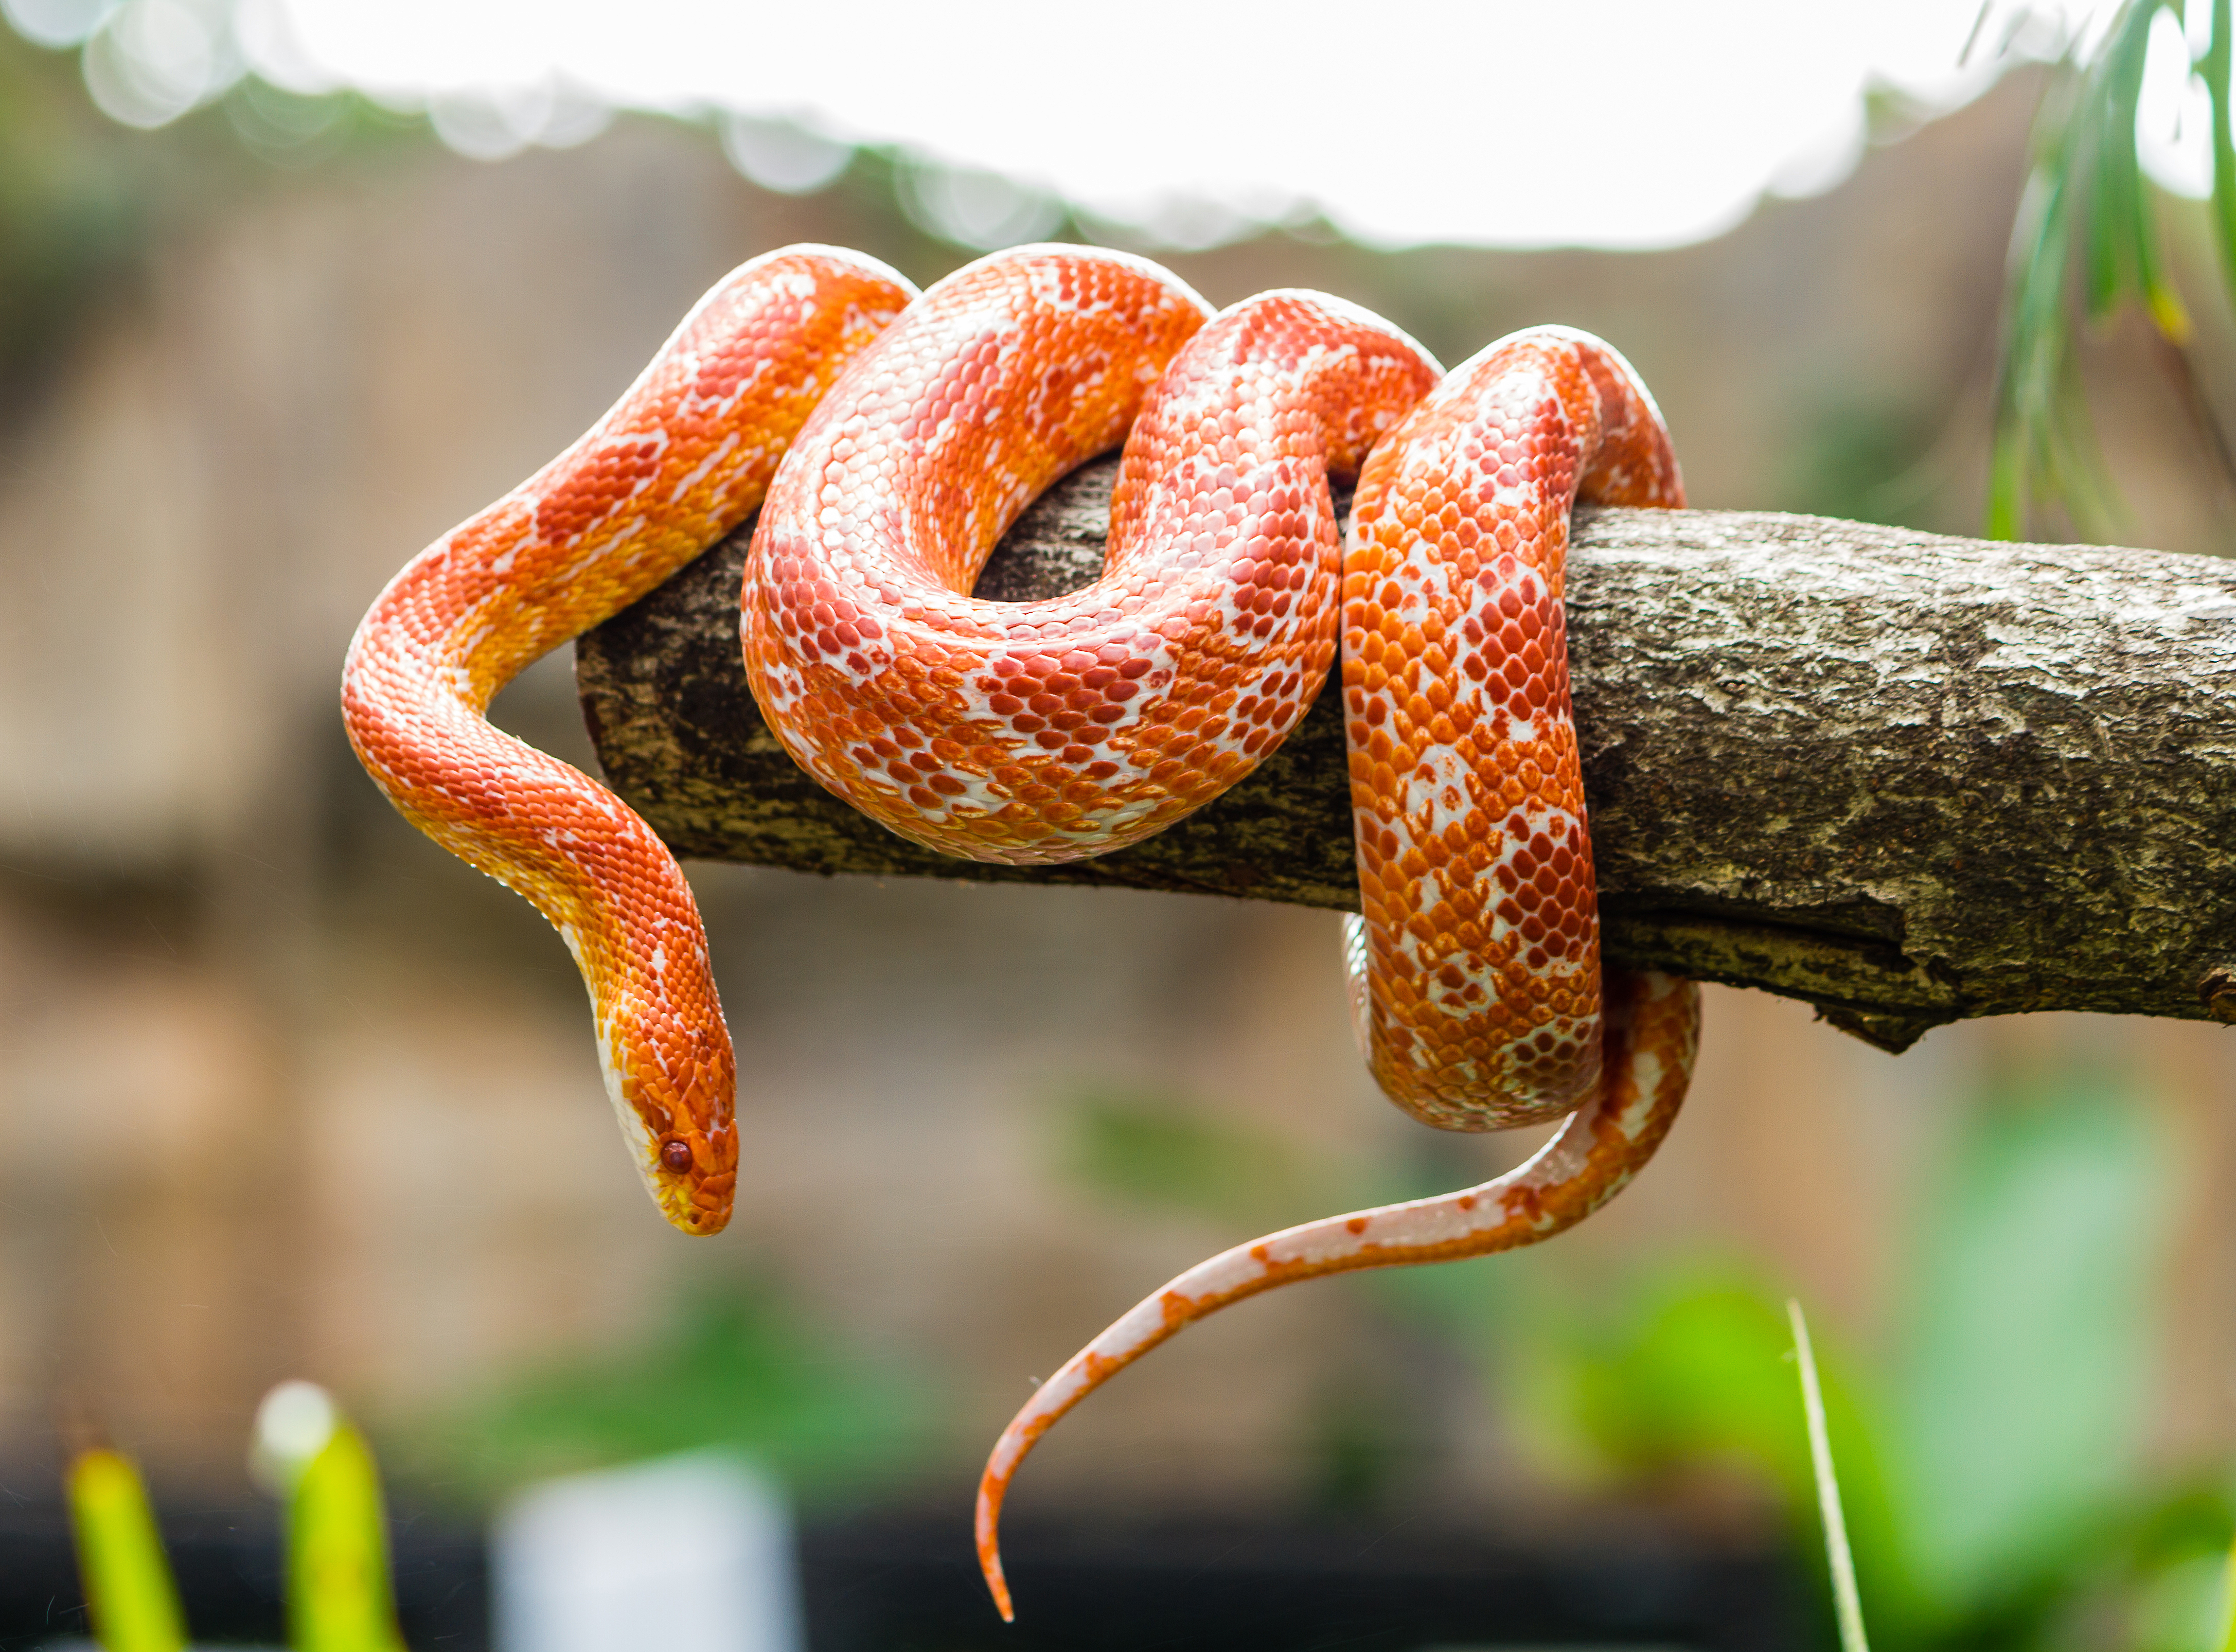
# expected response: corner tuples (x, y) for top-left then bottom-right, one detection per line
(341, 246), (917, 1236)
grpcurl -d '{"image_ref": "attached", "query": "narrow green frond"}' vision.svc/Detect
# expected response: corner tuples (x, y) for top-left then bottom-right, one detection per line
(1986, 424), (2027, 539)
(64, 1448), (188, 1652)
(289, 1421), (410, 1652)
(1790, 1300), (1871, 1652)
(2208, 0), (2236, 297)
(2103, 0), (2193, 337)
(1991, 148), (2081, 537)
(2085, 6), (2149, 317)
(2211, 1520), (2236, 1652)
(1989, 0), (2193, 536)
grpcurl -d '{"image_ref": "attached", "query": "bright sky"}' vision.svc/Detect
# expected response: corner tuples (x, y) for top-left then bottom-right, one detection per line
(0, 0), (2202, 250)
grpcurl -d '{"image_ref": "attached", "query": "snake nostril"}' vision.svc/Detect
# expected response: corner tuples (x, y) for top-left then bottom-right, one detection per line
(660, 1139), (694, 1175)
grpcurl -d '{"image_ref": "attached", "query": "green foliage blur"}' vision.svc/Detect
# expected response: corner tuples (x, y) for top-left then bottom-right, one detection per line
(65, 1392), (405, 1652)
(393, 1278), (942, 1511)
(1991, 0), (2236, 541)
(1063, 1062), (2230, 1652)
(0, 27), (416, 417)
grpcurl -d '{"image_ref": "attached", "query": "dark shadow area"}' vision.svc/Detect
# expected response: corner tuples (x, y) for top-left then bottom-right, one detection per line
(0, 1499), (1802, 1652)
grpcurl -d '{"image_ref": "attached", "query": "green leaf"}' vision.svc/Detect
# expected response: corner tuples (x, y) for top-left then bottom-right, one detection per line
(1790, 1301), (1870, 1652)
(289, 1422), (408, 1652)
(64, 1448), (188, 1652)
(2103, 0), (2191, 338)
(1990, 0), (2188, 538)
(1990, 146), (2082, 538)
(2207, 0), (2236, 296)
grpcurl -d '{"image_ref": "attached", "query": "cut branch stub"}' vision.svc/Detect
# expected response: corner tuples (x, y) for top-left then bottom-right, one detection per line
(576, 456), (2236, 1053)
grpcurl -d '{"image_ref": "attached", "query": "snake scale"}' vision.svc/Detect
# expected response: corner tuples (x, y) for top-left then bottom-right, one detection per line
(341, 243), (1700, 1619)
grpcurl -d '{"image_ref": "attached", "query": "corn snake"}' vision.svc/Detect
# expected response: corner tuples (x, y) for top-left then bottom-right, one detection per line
(340, 243), (1700, 1619)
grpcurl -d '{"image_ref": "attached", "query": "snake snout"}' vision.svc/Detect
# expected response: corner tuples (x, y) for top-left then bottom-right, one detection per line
(658, 1167), (736, 1236)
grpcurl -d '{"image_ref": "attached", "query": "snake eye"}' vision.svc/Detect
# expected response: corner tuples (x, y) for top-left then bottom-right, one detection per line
(660, 1139), (694, 1175)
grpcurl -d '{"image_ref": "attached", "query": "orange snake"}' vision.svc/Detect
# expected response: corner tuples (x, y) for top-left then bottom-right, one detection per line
(341, 244), (1700, 1619)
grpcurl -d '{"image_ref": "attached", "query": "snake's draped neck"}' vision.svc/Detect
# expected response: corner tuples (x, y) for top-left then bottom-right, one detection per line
(742, 256), (1439, 869)
(1341, 327), (1684, 1133)
(340, 246), (918, 1235)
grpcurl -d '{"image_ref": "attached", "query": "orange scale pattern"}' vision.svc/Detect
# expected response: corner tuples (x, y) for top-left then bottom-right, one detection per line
(744, 250), (1441, 866)
(342, 243), (1706, 1621)
(973, 325), (1705, 1619)
(1343, 327), (1688, 1130)
(342, 246), (918, 1235)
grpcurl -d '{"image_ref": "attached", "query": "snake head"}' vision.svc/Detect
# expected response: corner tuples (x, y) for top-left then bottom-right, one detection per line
(600, 1009), (739, 1236)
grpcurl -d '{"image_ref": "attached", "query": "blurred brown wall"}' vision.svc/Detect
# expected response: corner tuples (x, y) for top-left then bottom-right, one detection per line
(0, 65), (2230, 1522)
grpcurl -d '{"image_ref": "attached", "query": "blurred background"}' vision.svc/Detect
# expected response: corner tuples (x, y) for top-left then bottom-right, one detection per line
(5, 2), (2236, 1648)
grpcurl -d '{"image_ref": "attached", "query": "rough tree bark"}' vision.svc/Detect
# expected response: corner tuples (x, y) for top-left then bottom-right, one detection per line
(575, 457), (2236, 1054)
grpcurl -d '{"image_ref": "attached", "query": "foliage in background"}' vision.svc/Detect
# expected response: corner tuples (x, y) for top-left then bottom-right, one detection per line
(0, 25), (435, 422)
(1063, 1087), (1376, 1235)
(285, 1423), (409, 1652)
(64, 1447), (188, 1652)
(1990, 0), (2236, 540)
(0, 30), (154, 413)
(1062, 1062), (2217, 1652)
(1792, 1301), (1874, 1652)
(394, 1277), (943, 1512)
(65, 1387), (405, 1652)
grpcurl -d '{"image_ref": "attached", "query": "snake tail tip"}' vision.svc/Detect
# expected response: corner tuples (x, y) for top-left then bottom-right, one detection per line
(981, 1557), (1015, 1624)
(977, 1478), (1016, 1622)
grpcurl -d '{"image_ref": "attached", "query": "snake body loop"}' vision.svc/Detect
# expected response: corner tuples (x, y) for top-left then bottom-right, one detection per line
(339, 244), (1699, 1619)
(972, 324), (1699, 1618)
(1343, 327), (1688, 1128)
(744, 247), (1439, 861)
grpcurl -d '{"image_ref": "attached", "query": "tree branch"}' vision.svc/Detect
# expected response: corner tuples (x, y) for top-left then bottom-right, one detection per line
(575, 458), (2236, 1053)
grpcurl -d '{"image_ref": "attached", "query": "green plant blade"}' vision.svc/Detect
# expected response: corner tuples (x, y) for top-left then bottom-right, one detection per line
(64, 1448), (188, 1652)
(2209, 0), (2236, 297)
(2219, 1521), (2236, 1652)
(2103, 1), (2191, 337)
(289, 1422), (408, 1652)
(1990, 0), (2191, 538)
(2085, 6), (2143, 318)
(1790, 1301), (1871, 1652)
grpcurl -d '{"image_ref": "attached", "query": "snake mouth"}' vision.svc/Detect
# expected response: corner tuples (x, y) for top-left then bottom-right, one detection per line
(659, 1169), (736, 1236)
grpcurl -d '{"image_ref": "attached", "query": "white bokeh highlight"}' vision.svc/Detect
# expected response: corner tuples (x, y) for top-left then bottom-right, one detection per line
(3, 0), (2206, 248)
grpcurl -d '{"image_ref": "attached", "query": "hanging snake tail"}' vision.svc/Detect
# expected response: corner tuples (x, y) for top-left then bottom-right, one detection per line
(973, 967), (1699, 1620)
(340, 246), (917, 1236)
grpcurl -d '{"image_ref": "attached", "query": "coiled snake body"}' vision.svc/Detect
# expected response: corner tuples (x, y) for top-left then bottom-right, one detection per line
(342, 244), (1700, 1618)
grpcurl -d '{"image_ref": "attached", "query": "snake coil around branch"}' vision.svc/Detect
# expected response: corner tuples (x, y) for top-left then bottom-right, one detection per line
(581, 466), (2236, 1054)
